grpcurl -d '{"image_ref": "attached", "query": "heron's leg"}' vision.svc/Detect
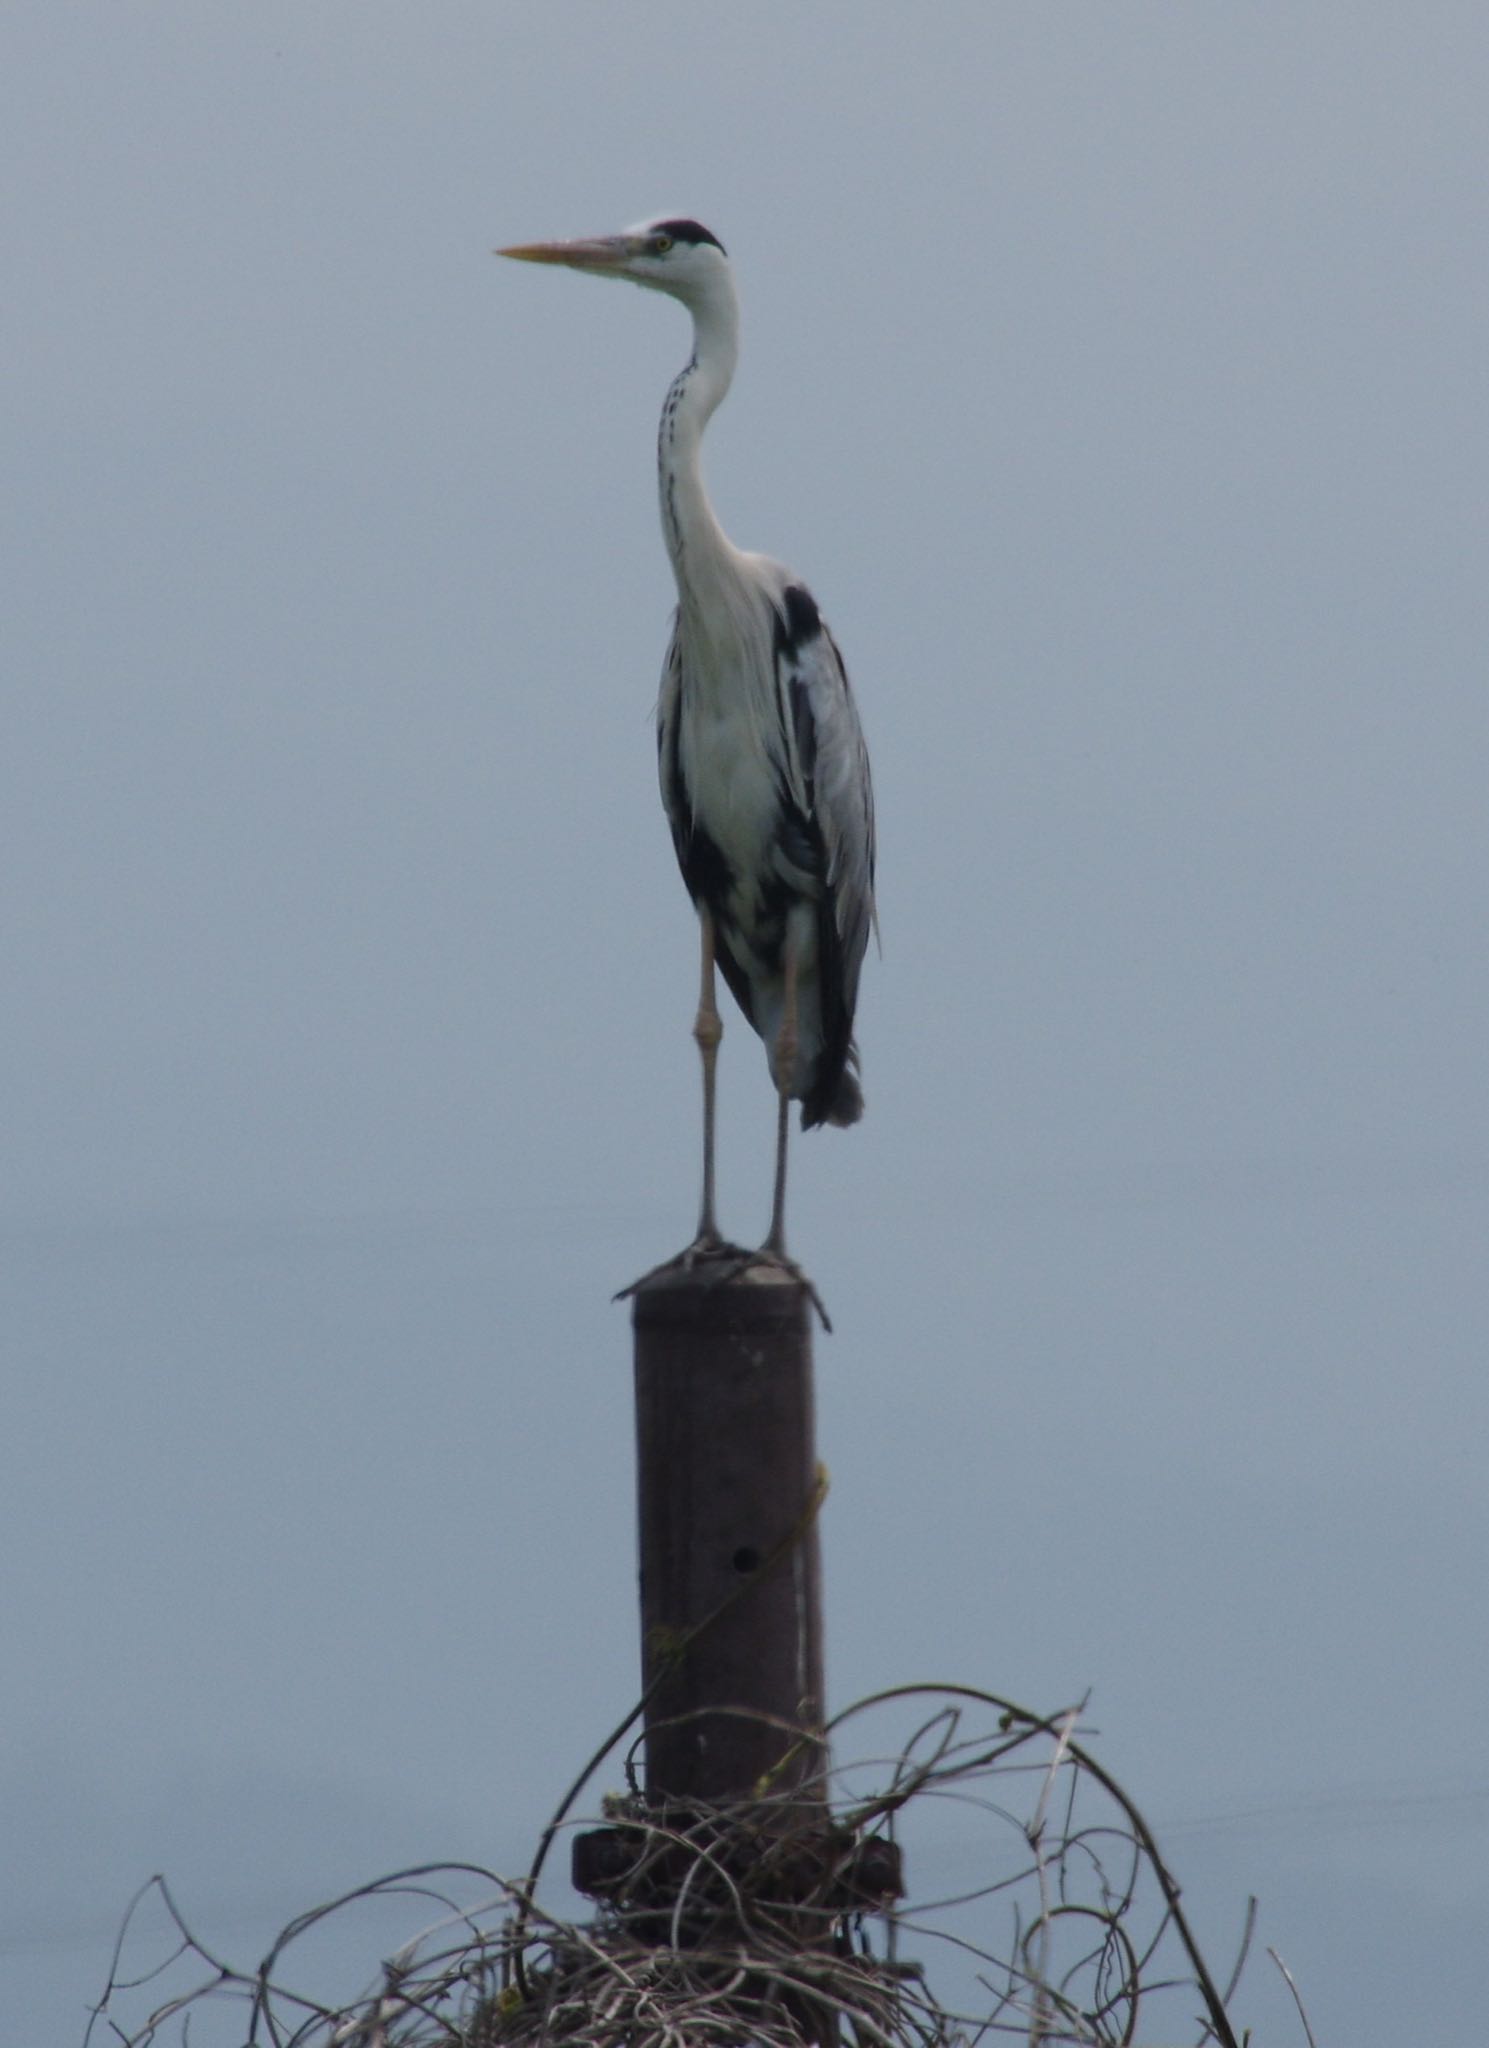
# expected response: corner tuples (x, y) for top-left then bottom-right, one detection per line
(764, 935), (800, 1256)
(693, 907), (724, 1246)
(619, 917), (826, 1321)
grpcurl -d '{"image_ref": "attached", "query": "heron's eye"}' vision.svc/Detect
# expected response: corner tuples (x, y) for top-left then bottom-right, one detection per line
(651, 233), (674, 254)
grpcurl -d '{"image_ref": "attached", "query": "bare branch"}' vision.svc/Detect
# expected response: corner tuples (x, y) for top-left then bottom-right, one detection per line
(86, 1686), (1286, 2048)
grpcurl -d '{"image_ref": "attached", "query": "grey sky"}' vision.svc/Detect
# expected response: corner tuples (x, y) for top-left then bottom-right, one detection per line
(5, 4), (1487, 2040)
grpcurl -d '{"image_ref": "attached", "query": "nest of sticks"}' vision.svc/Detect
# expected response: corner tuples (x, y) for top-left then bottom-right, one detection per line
(86, 1684), (1274, 2048)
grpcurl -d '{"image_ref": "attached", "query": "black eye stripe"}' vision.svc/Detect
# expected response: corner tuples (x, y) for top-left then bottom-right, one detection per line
(649, 217), (726, 255)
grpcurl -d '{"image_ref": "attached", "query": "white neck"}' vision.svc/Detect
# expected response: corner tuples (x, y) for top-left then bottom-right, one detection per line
(656, 273), (742, 611)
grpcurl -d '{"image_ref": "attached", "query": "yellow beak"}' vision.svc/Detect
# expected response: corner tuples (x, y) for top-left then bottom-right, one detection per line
(496, 236), (633, 272)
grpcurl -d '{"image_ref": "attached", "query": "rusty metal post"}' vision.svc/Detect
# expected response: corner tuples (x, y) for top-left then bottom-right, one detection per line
(630, 1262), (826, 1805)
(570, 1253), (902, 2044)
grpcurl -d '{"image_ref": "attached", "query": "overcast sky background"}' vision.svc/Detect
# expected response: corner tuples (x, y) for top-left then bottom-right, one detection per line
(5, 3), (1487, 2041)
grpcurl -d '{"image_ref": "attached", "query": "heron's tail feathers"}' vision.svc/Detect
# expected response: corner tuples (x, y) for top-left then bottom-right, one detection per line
(801, 1043), (863, 1130)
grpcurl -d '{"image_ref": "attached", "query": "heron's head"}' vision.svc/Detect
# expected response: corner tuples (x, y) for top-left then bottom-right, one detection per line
(498, 217), (730, 307)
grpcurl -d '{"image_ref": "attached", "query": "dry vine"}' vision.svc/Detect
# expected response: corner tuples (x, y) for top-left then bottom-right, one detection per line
(85, 1684), (1261, 2048)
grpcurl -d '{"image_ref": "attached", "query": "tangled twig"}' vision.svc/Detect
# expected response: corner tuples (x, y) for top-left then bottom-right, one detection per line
(85, 1685), (1274, 2048)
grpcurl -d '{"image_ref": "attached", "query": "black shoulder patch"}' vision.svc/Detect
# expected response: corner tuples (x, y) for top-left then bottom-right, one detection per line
(778, 583), (822, 651)
(653, 218), (726, 254)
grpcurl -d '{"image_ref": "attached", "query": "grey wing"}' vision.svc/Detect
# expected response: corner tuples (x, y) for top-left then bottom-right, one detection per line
(772, 588), (877, 1018)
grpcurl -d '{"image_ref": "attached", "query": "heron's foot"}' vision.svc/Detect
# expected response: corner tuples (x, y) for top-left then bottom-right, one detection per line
(615, 1237), (831, 1330)
(614, 1233), (754, 1301)
(740, 1242), (832, 1332)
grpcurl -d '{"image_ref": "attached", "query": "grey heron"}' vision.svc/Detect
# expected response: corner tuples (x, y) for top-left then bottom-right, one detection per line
(501, 218), (876, 1266)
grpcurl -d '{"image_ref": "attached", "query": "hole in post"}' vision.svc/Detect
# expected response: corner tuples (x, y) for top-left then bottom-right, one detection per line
(732, 1545), (761, 1575)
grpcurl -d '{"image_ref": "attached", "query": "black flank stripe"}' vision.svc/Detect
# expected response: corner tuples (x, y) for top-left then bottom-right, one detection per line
(778, 583), (822, 653)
